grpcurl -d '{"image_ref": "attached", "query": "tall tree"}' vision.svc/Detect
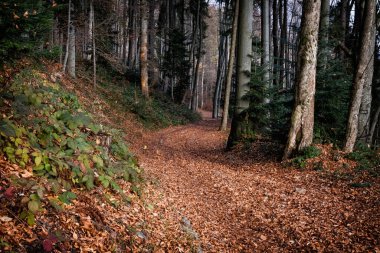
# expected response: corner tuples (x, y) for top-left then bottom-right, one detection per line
(318, 0), (329, 70)
(140, 0), (149, 98)
(272, 0), (279, 86)
(227, 0), (253, 148)
(213, 1), (229, 118)
(344, 0), (376, 152)
(283, 0), (321, 160)
(261, 0), (271, 88)
(279, 0), (288, 88)
(220, 0), (239, 131)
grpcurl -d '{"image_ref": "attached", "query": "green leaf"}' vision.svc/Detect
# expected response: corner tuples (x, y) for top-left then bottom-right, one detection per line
(0, 120), (16, 137)
(27, 212), (35, 226)
(36, 188), (44, 199)
(28, 200), (39, 213)
(85, 175), (94, 190)
(58, 191), (76, 204)
(33, 164), (45, 171)
(49, 198), (63, 212)
(92, 155), (104, 168)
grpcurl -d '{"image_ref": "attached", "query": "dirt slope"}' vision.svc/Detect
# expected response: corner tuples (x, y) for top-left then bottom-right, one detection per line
(132, 112), (380, 252)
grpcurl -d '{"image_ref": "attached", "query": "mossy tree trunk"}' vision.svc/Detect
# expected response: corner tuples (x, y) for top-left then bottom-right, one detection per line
(283, 0), (321, 160)
(226, 0), (253, 149)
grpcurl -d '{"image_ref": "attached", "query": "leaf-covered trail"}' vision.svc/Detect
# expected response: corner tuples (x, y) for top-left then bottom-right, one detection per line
(132, 113), (380, 252)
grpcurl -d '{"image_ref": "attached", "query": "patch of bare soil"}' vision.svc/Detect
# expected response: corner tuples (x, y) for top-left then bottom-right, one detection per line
(133, 114), (380, 252)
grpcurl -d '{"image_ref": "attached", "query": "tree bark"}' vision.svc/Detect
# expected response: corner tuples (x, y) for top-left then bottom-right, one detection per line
(190, 0), (201, 111)
(213, 2), (227, 118)
(344, 0), (376, 152)
(318, 0), (329, 70)
(91, 0), (96, 87)
(283, 0), (321, 160)
(279, 0), (288, 88)
(148, 0), (160, 88)
(262, 0), (271, 88)
(67, 2), (76, 78)
(220, 0), (239, 131)
(227, 0), (253, 148)
(272, 0), (279, 86)
(140, 0), (149, 98)
(369, 105), (380, 145)
(63, 0), (72, 74)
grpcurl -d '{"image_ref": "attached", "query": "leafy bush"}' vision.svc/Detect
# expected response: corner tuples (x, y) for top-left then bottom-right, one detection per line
(0, 68), (141, 224)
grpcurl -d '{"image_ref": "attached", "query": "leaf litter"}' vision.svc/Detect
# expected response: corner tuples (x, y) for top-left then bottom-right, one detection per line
(132, 111), (380, 252)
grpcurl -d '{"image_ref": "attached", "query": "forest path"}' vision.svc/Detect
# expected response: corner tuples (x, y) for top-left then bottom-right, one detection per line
(131, 112), (380, 252)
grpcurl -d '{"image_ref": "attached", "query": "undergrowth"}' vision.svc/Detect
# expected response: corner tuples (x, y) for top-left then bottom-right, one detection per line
(346, 144), (380, 177)
(0, 67), (141, 226)
(121, 86), (201, 128)
(96, 64), (201, 129)
(291, 146), (322, 169)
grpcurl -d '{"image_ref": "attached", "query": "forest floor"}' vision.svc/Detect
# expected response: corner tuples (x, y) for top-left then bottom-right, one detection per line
(132, 111), (380, 252)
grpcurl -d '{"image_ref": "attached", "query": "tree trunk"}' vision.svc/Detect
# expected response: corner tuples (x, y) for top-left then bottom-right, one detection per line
(227, 0), (253, 148)
(213, 3), (225, 118)
(190, 0), (201, 111)
(91, 0), (96, 87)
(339, 0), (348, 58)
(344, 0), (376, 152)
(127, 0), (136, 68)
(262, 0), (271, 88)
(369, 105), (380, 145)
(220, 0), (239, 131)
(140, 0), (149, 98)
(148, 0), (160, 88)
(272, 0), (279, 86)
(191, 21), (203, 112)
(63, 0), (72, 74)
(279, 0), (288, 88)
(318, 0), (329, 70)
(67, 1), (76, 78)
(283, 0), (321, 160)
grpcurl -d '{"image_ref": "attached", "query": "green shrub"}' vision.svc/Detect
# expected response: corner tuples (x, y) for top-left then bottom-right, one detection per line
(0, 68), (141, 223)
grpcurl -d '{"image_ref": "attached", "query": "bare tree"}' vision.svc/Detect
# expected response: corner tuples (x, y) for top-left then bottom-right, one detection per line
(344, 0), (376, 152)
(283, 0), (321, 160)
(227, 0), (253, 148)
(220, 0), (239, 131)
(140, 0), (149, 98)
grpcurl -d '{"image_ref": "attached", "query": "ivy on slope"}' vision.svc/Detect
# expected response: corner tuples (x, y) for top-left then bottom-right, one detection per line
(0, 68), (141, 225)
